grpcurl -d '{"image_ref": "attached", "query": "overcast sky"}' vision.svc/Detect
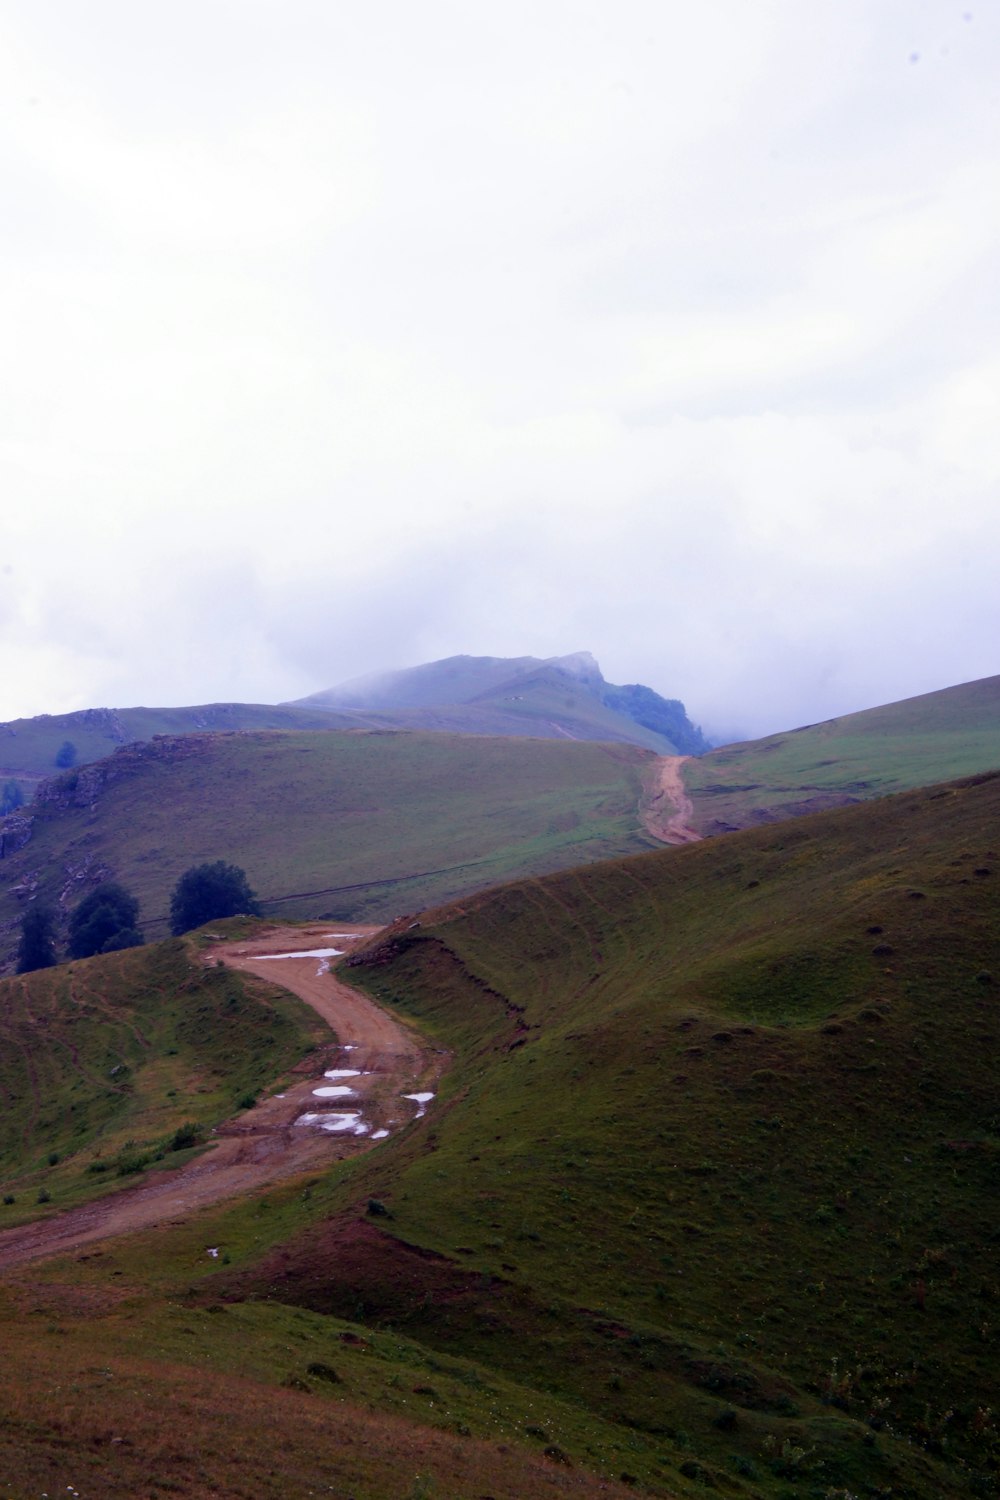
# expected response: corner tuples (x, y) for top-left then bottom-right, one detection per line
(1, 1), (998, 741)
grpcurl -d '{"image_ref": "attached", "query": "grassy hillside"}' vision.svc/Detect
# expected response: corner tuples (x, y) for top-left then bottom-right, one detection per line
(0, 729), (655, 969)
(0, 652), (706, 791)
(0, 701), (353, 787)
(686, 671), (1000, 832)
(247, 770), (999, 1498)
(0, 932), (641, 1500)
(0, 929), (324, 1216)
(0, 777), (998, 1497)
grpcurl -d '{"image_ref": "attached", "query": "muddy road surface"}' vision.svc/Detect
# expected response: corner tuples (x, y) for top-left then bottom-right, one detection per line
(0, 924), (439, 1270)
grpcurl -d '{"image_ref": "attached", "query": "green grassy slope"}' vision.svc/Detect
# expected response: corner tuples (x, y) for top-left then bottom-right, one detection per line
(686, 672), (1000, 832)
(0, 701), (354, 786)
(0, 933), (641, 1500)
(0, 730), (655, 969)
(2, 778), (998, 1497)
(237, 771), (1000, 1499)
(0, 928), (324, 1215)
(0, 652), (705, 791)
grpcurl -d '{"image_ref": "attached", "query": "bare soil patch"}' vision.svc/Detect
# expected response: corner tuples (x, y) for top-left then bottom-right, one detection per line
(640, 756), (702, 844)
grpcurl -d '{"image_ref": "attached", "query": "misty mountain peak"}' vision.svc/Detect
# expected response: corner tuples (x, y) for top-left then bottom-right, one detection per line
(547, 650), (603, 685)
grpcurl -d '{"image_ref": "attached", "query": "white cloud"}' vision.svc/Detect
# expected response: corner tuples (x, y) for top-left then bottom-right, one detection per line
(0, 0), (998, 735)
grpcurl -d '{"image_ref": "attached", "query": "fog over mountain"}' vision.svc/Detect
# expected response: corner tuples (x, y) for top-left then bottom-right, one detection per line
(1, 2), (998, 739)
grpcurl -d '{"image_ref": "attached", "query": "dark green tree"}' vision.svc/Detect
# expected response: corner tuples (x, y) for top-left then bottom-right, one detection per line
(17, 905), (58, 973)
(68, 882), (142, 959)
(169, 861), (260, 936)
(1, 780), (24, 817)
(55, 740), (77, 769)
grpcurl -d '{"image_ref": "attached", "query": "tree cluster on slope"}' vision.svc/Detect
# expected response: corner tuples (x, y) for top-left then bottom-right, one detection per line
(16, 905), (58, 973)
(169, 861), (261, 935)
(14, 860), (262, 973)
(68, 882), (143, 959)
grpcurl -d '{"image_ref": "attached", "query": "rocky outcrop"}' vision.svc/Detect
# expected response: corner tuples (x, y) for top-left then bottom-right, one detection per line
(32, 733), (212, 814)
(59, 854), (115, 906)
(0, 813), (33, 859)
(74, 706), (132, 743)
(34, 763), (114, 811)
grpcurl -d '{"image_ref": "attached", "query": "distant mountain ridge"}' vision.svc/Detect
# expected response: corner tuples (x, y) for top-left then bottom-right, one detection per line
(0, 653), (707, 788)
(288, 651), (709, 756)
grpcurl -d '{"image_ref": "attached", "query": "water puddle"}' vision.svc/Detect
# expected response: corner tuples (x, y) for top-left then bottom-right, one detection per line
(324, 1069), (363, 1080)
(255, 947), (343, 960)
(312, 1084), (356, 1099)
(372, 1129), (389, 1140)
(255, 946), (343, 975)
(294, 1111), (369, 1136)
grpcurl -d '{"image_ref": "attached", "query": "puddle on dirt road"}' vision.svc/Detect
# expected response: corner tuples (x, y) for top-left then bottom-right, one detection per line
(255, 947), (343, 960)
(294, 1111), (369, 1136)
(324, 1069), (364, 1079)
(403, 1090), (435, 1119)
(255, 946), (344, 975)
(312, 1084), (356, 1099)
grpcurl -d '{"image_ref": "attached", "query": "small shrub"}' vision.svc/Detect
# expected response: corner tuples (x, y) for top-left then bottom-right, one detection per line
(116, 1152), (149, 1177)
(2, 1193), (15, 1205)
(305, 1361), (341, 1384)
(47, 1151), (59, 1166)
(170, 1122), (202, 1151)
(36, 1188), (51, 1204)
(235, 1093), (257, 1111)
(367, 1198), (390, 1217)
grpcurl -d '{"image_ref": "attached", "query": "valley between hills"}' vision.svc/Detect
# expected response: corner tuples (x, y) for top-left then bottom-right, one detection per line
(0, 656), (998, 1500)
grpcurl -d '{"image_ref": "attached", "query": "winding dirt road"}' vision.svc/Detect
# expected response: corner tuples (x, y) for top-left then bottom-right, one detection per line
(0, 925), (437, 1271)
(640, 755), (702, 845)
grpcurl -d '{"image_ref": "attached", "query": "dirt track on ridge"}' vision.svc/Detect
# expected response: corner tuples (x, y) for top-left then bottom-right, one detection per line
(641, 756), (702, 845)
(0, 925), (437, 1271)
